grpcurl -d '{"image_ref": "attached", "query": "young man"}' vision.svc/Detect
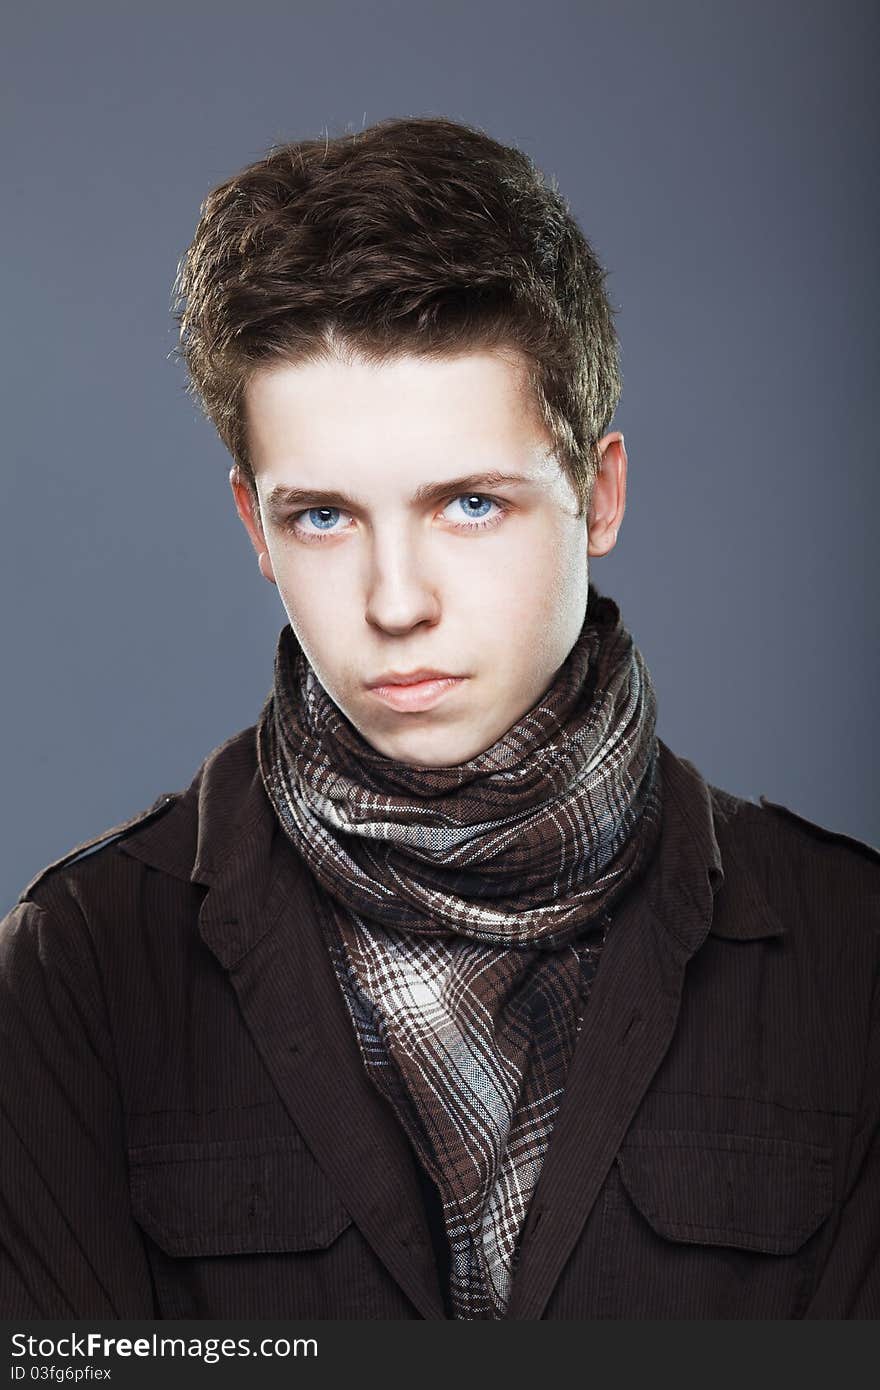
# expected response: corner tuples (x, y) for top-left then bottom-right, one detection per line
(1, 117), (877, 1321)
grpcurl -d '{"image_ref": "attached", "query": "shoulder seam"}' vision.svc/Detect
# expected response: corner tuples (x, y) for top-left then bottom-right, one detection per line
(758, 796), (880, 865)
(18, 793), (180, 904)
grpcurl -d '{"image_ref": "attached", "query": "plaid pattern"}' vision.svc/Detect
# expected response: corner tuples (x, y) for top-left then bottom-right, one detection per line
(258, 585), (662, 1317)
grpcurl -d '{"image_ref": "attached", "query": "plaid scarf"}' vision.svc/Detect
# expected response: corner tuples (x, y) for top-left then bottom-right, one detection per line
(257, 585), (662, 1318)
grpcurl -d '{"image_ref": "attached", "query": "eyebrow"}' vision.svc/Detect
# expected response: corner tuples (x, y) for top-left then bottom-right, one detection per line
(263, 471), (536, 521)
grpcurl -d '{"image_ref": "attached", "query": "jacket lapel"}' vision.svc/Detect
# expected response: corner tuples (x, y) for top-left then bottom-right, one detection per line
(196, 800), (447, 1319)
(122, 732), (446, 1320)
(505, 741), (725, 1319)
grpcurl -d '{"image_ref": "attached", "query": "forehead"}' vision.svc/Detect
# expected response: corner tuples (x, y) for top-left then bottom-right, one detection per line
(243, 349), (554, 478)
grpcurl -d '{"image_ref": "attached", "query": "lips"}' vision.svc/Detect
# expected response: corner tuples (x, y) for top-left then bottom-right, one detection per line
(367, 668), (461, 688)
(366, 672), (467, 713)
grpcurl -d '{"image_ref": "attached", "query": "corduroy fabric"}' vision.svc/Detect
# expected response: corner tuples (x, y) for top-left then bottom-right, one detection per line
(257, 586), (662, 1317)
(1, 727), (878, 1319)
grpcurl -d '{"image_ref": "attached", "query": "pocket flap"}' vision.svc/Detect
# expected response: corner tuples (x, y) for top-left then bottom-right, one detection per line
(128, 1135), (352, 1257)
(616, 1129), (833, 1255)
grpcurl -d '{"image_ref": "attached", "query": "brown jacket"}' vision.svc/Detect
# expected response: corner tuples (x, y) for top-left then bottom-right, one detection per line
(1, 728), (878, 1319)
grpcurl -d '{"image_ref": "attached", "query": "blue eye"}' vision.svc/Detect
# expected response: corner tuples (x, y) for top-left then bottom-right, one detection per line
(289, 506), (351, 541)
(306, 507), (341, 531)
(444, 494), (507, 530)
(454, 495), (494, 519)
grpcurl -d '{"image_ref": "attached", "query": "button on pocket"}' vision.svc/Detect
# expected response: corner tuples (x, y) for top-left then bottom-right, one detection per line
(128, 1134), (352, 1258)
(126, 1134), (417, 1317)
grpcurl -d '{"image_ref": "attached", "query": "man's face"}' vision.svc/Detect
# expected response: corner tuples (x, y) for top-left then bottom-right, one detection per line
(234, 349), (622, 767)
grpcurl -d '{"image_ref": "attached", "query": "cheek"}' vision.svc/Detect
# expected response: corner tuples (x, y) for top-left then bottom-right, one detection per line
(270, 556), (341, 646)
(460, 525), (584, 620)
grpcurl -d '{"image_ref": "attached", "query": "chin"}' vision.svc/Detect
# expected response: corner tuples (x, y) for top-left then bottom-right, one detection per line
(388, 741), (463, 769)
(364, 727), (481, 769)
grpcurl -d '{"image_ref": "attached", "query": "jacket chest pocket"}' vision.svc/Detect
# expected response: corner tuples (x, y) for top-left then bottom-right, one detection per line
(127, 1135), (408, 1318)
(597, 1128), (833, 1319)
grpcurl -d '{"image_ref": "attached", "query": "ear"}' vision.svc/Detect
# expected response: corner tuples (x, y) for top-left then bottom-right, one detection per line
(229, 466), (277, 585)
(587, 431), (627, 557)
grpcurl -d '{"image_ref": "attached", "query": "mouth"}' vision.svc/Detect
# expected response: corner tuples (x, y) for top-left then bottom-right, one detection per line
(366, 674), (468, 713)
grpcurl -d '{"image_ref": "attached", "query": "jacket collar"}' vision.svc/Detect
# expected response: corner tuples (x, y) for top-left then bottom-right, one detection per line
(118, 725), (262, 889)
(654, 740), (785, 943)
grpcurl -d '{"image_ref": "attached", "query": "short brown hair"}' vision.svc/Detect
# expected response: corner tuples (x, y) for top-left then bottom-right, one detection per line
(173, 116), (621, 514)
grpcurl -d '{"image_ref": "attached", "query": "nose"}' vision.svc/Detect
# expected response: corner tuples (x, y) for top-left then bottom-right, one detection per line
(363, 524), (441, 634)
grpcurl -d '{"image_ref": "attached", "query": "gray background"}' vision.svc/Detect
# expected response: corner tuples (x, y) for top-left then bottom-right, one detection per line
(3, 0), (877, 912)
